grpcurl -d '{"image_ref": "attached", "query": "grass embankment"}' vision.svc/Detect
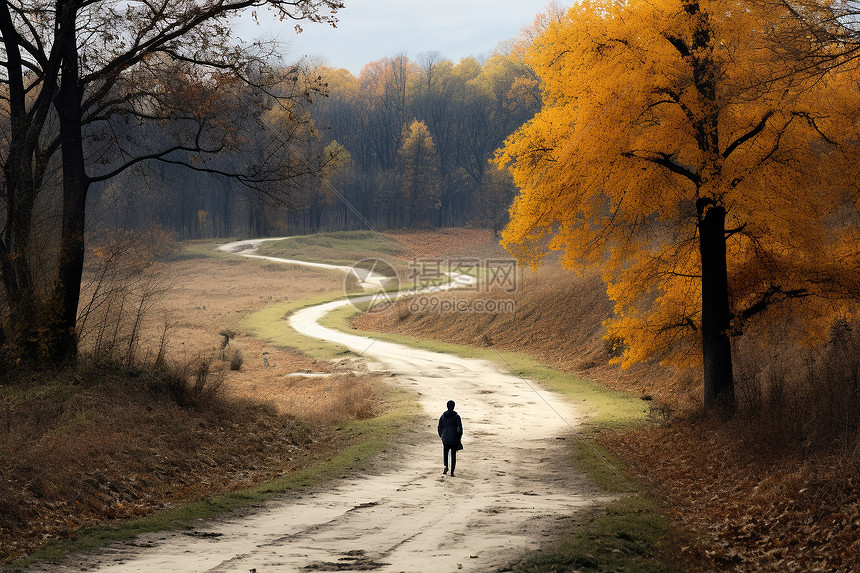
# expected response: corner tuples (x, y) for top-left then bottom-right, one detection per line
(242, 294), (357, 360)
(254, 231), (403, 267)
(2, 236), (420, 567)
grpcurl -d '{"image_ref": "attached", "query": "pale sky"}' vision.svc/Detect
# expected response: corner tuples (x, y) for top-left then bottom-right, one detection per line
(235, 1), (564, 76)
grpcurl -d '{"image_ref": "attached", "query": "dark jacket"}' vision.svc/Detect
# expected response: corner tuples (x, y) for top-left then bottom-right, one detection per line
(438, 410), (463, 445)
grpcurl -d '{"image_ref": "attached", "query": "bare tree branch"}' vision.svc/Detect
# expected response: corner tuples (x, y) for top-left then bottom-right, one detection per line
(722, 111), (774, 159)
(621, 150), (701, 185)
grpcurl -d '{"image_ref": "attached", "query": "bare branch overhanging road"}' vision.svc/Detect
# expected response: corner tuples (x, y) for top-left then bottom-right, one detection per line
(34, 240), (601, 573)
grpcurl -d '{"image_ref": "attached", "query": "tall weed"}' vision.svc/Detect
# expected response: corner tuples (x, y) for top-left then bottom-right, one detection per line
(143, 357), (225, 410)
(77, 226), (175, 366)
(733, 319), (860, 456)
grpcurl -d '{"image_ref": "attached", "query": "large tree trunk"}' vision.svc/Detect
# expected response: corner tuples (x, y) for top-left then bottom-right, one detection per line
(0, 5), (30, 309)
(0, 3), (52, 359)
(697, 199), (735, 411)
(49, 10), (89, 363)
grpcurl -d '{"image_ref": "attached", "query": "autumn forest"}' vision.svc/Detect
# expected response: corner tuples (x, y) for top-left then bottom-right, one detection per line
(3, 0), (860, 570)
(93, 51), (538, 238)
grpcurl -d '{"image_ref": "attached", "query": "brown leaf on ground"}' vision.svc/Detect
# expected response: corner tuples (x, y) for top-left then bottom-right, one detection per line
(603, 421), (860, 572)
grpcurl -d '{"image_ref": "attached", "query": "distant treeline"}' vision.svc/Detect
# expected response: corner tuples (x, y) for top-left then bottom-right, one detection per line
(90, 52), (542, 238)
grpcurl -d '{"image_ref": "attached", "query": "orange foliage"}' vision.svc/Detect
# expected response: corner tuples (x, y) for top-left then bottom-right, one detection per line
(496, 0), (860, 373)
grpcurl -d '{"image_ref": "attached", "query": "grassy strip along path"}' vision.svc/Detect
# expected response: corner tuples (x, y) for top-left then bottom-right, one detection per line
(10, 393), (416, 570)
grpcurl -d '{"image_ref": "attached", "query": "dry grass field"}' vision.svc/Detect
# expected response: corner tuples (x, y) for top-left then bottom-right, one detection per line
(386, 227), (506, 260)
(0, 241), (386, 563)
(132, 251), (380, 420)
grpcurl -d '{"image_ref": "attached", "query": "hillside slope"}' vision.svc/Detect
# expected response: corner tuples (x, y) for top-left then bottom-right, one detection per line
(355, 264), (690, 408)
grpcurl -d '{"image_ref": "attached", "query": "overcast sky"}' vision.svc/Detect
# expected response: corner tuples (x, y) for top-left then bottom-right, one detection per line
(235, 1), (564, 76)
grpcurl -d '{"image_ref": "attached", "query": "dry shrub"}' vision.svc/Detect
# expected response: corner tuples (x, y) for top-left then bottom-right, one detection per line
(229, 347), (244, 371)
(602, 321), (860, 572)
(604, 416), (860, 573)
(733, 319), (860, 456)
(145, 357), (225, 410)
(77, 226), (176, 367)
(300, 373), (379, 424)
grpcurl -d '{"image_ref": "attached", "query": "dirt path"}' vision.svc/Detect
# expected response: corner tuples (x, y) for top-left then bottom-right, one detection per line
(33, 241), (599, 572)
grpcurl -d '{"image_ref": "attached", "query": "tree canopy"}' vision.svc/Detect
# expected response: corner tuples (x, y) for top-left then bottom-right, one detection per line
(496, 0), (860, 410)
(303, 52), (541, 230)
(82, 51), (542, 236)
(0, 0), (342, 361)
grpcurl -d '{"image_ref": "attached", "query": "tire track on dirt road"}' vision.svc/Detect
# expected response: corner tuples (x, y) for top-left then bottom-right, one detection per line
(29, 239), (603, 572)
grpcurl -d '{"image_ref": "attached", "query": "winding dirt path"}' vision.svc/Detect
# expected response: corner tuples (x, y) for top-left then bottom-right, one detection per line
(35, 240), (599, 572)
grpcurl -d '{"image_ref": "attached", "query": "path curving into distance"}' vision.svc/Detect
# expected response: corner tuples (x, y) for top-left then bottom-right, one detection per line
(36, 238), (599, 573)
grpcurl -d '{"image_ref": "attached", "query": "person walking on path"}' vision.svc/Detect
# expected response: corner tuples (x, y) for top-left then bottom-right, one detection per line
(438, 400), (463, 477)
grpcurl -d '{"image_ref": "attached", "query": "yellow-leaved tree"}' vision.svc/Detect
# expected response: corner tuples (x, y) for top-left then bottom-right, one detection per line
(398, 119), (442, 226)
(496, 0), (860, 411)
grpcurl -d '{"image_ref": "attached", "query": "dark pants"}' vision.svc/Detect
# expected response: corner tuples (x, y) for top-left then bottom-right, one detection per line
(443, 443), (457, 472)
